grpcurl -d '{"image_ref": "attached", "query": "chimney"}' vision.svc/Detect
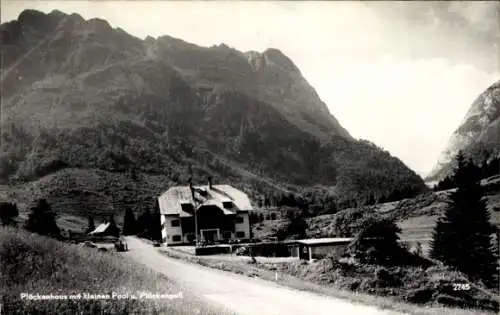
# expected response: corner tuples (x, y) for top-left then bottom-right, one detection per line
(188, 177), (195, 201)
(208, 176), (213, 190)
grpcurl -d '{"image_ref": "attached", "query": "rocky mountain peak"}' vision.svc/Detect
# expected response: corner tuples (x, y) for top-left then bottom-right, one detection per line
(428, 79), (500, 180)
(263, 48), (299, 72)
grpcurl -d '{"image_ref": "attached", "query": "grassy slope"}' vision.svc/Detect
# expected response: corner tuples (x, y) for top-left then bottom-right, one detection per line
(252, 175), (500, 251)
(0, 227), (231, 315)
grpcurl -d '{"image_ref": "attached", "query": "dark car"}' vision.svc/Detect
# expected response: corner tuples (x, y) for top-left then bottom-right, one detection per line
(114, 239), (128, 252)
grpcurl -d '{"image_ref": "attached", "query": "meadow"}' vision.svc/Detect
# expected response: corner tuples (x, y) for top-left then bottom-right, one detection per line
(0, 227), (231, 315)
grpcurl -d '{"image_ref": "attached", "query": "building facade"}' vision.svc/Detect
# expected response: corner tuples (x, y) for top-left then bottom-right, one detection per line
(157, 179), (252, 245)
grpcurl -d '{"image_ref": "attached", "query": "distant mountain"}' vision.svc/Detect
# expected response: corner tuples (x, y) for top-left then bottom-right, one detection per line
(0, 9), (425, 217)
(428, 80), (500, 180)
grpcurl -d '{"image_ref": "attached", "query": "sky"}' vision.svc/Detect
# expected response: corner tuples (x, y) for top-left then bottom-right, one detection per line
(2, 1), (499, 177)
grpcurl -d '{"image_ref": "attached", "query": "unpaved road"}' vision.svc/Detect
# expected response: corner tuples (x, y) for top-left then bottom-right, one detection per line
(125, 237), (407, 315)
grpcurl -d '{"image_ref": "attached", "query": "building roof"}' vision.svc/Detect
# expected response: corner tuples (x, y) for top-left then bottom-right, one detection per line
(294, 238), (353, 246)
(158, 184), (253, 216)
(89, 222), (110, 235)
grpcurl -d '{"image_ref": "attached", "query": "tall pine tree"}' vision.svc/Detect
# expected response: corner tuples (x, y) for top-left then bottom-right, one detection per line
(25, 199), (60, 238)
(107, 215), (121, 237)
(137, 209), (153, 239)
(149, 200), (163, 242)
(430, 151), (499, 288)
(122, 208), (137, 236)
(85, 215), (96, 233)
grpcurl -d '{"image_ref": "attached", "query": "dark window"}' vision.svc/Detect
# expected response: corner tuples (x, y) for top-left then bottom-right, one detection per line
(236, 231), (245, 238)
(172, 235), (181, 242)
(171, 219), (180, 227)
(223, 201), (234, 209)
(222, 232), (232, 239)
(198, 189), (209, 197)
(181, 203), (194, 213)
(235, 216), (244, 224)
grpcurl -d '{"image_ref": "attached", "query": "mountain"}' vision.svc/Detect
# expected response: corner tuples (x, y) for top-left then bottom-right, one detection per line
(0, 10), (426, 219)
(428, 80), (500, 180)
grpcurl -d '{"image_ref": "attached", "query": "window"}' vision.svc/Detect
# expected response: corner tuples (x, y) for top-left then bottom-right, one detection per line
(235, 216), (244, 224)
(236, 231), (245, 238)
(222, 231), (232, 239)
(172, 235), (182, 242)
(181, 203), (194, 213)
(223, 201), (234, 209)
(171, 219), (180, 227)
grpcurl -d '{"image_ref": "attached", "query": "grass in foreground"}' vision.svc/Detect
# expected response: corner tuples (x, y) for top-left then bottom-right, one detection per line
(0, 227), (230, 315)
(161, 248), (498, 315)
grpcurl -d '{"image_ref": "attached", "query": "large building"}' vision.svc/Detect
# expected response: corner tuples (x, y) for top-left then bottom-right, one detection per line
(157, 178), (252, 245)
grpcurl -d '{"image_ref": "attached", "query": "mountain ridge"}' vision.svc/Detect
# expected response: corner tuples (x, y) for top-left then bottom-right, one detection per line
(0, 9), (426, 215)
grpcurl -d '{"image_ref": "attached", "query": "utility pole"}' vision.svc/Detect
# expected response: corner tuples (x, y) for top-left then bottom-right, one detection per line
(189, 172), (199, 247)
(194, 199), (198, 247)
(0, 51), (3, 152)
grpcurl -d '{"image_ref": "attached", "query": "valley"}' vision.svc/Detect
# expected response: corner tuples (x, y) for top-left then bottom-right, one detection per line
(0, 6), (499, 315)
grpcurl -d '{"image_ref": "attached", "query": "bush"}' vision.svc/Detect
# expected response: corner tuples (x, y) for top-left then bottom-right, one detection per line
(374, 267), (402, 287)
(0, 202), (19, 226)
(347, 218), (404, 266)
(24, 198), (60, 238)
(403, 288), (434, 304)
(436, 294), (468, 308)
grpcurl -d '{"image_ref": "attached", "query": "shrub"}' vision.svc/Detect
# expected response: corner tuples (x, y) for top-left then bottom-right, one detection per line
(403, 288), (434, 304)
(25, 198), (60, 238)
(347, 218), (404, 266)
(0, 202), (19, 226)
(436, 294), (468, 308)
(374, 267), (402, 287)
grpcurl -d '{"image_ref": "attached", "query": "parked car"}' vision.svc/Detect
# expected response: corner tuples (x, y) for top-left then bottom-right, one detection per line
(114, 239), (128, 252)
(235, 246), (249, 256)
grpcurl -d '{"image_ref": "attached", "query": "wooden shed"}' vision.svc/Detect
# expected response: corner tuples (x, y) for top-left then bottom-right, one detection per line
(289, 238), (353, 261)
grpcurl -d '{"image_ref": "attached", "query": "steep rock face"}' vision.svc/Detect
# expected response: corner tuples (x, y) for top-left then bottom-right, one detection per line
(428, 80), (500, 180)
(144, 39), (352, 140)
(0, 10), (425, 207)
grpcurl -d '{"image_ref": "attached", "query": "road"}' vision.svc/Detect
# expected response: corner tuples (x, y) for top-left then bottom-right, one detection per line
(124, 237), (407, 315)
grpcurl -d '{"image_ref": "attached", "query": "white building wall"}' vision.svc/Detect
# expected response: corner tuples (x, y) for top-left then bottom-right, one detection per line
(160, 214), (167, 241)
(234, 212), (250, 239)
(161, 214), (183, 245)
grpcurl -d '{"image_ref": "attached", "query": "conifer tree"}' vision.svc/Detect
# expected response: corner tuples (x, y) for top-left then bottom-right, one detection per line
(122, 208), (137, 236)
(149, 200), (163, 241)
(85, 215), (96, 233)
(137, 209), (153, 239)
(25, 198), (60, 238)
(107, 215), (121, 237)
(430, 151), (498, 288)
